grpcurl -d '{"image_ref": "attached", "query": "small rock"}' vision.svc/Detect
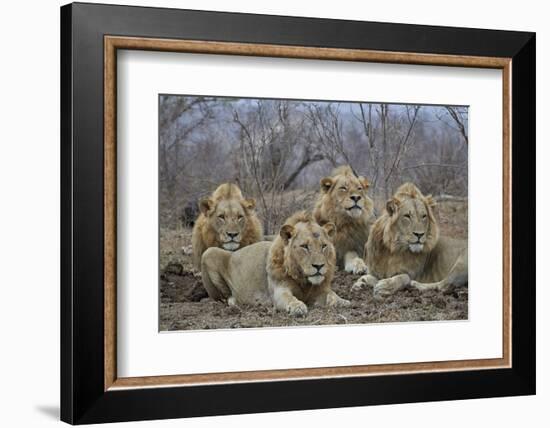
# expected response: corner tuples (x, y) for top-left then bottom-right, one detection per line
(164, 262), (183, 275)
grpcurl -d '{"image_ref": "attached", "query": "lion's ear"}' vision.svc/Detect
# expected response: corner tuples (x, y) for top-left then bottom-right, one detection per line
(320, 177), (333, 193)
(425, 194), (437, 208)
(199, 198), (214, 215)
(242, 198), (256, 211)
(386, 198), (400, 216)
(359, 176), (370, 189)
(323, 222), (337, 240)
(280, 224), (295, 244)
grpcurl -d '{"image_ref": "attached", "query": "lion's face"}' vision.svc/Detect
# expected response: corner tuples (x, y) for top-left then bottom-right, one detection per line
(320, 173), (371, 219)
(280, 221), (336, 285)
(385, 193), (438, 254)
(200, 197), (256, 251)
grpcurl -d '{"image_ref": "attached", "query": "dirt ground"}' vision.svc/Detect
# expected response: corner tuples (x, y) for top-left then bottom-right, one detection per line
(159, 200), (468, 331)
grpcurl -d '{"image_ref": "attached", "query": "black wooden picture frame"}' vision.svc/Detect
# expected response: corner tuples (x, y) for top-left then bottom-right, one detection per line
(61, 2), (535, 424)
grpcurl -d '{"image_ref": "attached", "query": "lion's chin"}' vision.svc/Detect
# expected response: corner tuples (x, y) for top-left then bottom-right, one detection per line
(408, 243), (424, 253)
(345, 207), (363, 218)
(222, 242), (240, 251)
(307, 275), (325, 285)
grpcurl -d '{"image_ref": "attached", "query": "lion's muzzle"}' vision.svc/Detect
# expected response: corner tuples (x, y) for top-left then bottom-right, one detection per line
(221, 231), (242, 251)
(408, 232), (426, 253)
(305, 263), (327, 285)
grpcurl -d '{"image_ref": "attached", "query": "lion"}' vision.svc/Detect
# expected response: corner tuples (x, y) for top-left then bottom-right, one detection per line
(352, 182), (468, 297)
(313, 165), (375, 274)
(191, 183), (263, 271)
(200, 211), (350, 317)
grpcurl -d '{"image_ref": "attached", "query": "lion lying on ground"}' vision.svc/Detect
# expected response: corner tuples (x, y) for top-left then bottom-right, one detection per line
(201, 211), (350, 317)
(191, 183), (263, 271)
(352, 182), (468, 297)
(313, 165), (375, 274)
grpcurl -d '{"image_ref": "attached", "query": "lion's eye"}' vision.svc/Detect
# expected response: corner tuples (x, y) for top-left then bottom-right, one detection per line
(422, 214), (427, 219)
(404, 213), (411, 219)
(300, 244), (309, 251)
(357, 187), (363, 191)
(218, 214), (225, 220)
(322, 244), (327, 250)
(238, 215), (244, 220)
(339, 186), (347, 191)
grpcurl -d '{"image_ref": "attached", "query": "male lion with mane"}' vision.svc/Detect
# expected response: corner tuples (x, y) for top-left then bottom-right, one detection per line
(200, 211), (350, 317)
(313, 165), (375, 274)
(191, 183), (262, 271)
(353, 182), (468, 297)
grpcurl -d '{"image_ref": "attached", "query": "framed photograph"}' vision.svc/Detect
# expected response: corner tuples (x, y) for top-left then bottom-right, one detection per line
(61, 2), (535, 424)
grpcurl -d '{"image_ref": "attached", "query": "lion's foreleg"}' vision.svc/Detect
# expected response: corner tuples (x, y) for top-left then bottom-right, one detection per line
(373, 274), (411, 298)
(410, 279), (446, 292)
(200, 248), (232, 302)
(271, 283), (308, 317)
(344, 251), (368, 274)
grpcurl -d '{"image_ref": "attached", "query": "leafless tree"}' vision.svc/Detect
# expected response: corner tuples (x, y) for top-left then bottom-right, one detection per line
(159, 96), (468, 229)
(437, 106), (468, 144)
(305, 102), (355, 168)
(231, 100), (317, 233)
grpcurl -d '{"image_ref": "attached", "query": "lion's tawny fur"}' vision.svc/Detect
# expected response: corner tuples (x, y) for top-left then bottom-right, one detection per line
(267, 211), (335, 290)
(313, 165), (375, 270)
(364, 182), (467, 293)
(191, 183), (262, 270)
(201, 210), (349, 316)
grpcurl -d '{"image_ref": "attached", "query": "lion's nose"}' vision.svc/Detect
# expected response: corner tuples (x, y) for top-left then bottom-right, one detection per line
(227, 232), (238, 239)
(312, 263), (325, 272)
(350, 195), (361, 202)
(413, 232), (425, 239)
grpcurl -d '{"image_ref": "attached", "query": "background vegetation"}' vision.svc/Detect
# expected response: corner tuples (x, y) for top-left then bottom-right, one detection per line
(160, 95), (468, 234)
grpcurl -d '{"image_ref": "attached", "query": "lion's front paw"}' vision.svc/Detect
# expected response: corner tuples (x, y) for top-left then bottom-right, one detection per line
(374, 278), (404, 299)
(345, 257), (368, 275)
(351, 281), (363, 292)
(351, 274), (378, 292)
(326, 292), (351, 308)
(287, 300), (308, 317)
